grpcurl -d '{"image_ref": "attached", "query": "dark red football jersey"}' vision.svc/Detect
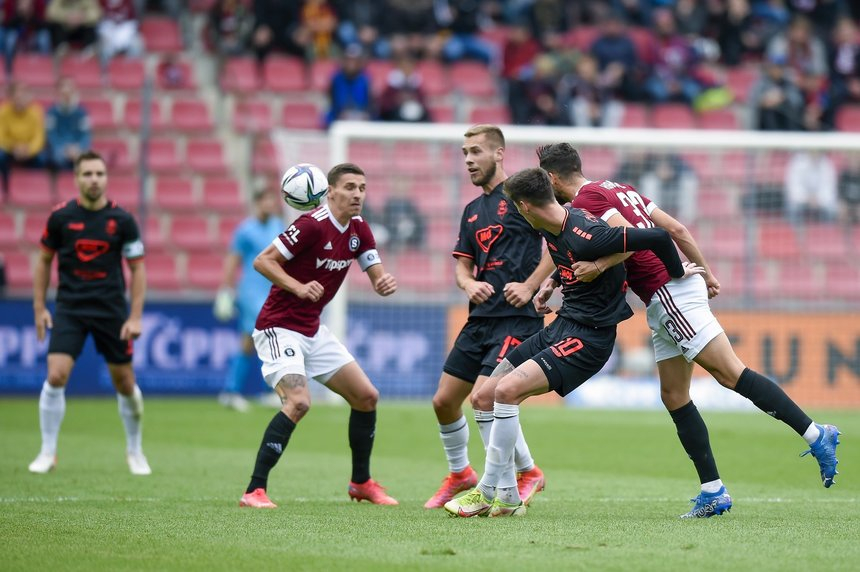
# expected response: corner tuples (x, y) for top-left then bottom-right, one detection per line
(255, 206), (379, 336)
(572, 180), (671, 305)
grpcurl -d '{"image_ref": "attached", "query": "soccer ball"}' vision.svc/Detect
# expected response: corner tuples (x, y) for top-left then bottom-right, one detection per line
(280, 163), (328, 210)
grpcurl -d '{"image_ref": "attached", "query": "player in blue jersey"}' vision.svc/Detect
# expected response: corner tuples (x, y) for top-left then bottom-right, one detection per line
(214, 189), (285, 411)
(445, 167), (704, 517)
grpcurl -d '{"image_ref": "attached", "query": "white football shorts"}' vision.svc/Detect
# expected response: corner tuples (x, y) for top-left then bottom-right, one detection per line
(646, 274), (724, 363)
(252, 325), (355, 387)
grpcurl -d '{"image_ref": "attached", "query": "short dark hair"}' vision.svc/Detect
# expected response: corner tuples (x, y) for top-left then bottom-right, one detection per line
(537, 143), (582, 178)
(328, 162), (365, 186)
(74, 150), (106, 172)
(504, 168), (555, 207)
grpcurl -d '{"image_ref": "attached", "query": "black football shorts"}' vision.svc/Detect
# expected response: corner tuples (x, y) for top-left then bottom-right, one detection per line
(48, 312), (133, 364)
(443, 316), (544, 381)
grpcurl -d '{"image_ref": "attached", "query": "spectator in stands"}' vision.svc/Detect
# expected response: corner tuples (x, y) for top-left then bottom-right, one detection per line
(589, 13), (640, 101)
(749, 52), (805, 130)
(520, 53), (567, 126)
(828, 15), (860, 110)
(644, 8), (709, 104)
(325, 44), (373, 127)
(45, 77), (91, 172)
(332, 0), (387, 59)
(207, 0), (252, 57)
(610, 0), (651, 27)
(766, 14), (827, 78)
(0, 81), (46, 199)
(301, 0), (337, 59)
(251, 0), (306, 63)
(797, 66), (835, 130)
(436, 0), (495, 65)
(1, 0), (52, 74)
(639, 152), (699, 223)
(378, 54), (430, 123)
(46, 0), (101, 55)
(564, 52), (623, 127)
(712, 0), (759, 66)
(784, 151), (838, 223)
(97, 0), (142, 64)
(381, 187), (425, 249)
(838, 154), (860, 224)
(525, 0), (570, 51)
(380, 0), (441, 60)
(156, 52), (190, 89)
(673, 0), (708, 37)
(502, 21), (542, 125)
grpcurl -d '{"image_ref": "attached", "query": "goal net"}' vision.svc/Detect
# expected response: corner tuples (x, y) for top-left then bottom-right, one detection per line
(271, 122), (860, 409)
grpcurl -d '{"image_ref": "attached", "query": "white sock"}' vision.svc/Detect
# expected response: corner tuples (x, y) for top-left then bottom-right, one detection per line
(439, 416), (470, 473)
(38, 381), (66, 456)
(701, 479), (724, 494)
(478, 402), (520, 496)
(117, 385), (144, 455)
(474, 409), (493, 450)
(513, 424), (535, 473)
(802, 422), (821, 445)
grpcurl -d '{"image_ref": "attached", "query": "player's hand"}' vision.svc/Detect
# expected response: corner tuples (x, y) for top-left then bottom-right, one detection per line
(705, 273), (720, 299)
(681, 261), (706, 280)
(120, 317), (142, 341)
(373, 273), (397, 297)
(297, 280), (325, 302)
(503, 282), (532, 308)
(213, 288), (236, 321)
(464, 280), (494, 305)
(34, 308), (52, 341)
(572, 260), (601, 283)
(533, 281), (556, 315)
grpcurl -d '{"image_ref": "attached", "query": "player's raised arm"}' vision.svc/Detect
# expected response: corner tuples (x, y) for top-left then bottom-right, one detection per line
(366, 264), (396, 296)
(572, 212), (634, 282)
(650, 207), (720, 298)
(253, 244), (324, 302)
(454, 256), (494, 304)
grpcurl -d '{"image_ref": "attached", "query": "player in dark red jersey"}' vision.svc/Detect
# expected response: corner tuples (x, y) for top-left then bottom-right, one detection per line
(445, 167), (703, 518)
(239, 163), (399, 509)
(537, 142), (842, 518)
(29, 150), (150, 476)
(425, 125), (548, 510)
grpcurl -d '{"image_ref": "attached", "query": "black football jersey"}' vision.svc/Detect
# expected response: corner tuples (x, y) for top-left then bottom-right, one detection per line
(41, 199), (144, 317)
(453, 183), (542, 319)
(543, 206), (633, 328)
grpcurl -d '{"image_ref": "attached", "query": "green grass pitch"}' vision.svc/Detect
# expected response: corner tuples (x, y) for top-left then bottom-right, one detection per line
(0, 398), (856, 571)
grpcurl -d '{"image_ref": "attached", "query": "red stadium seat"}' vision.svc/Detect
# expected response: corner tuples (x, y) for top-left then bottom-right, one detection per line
(233, 100), (273, 133)
(835, 105), (860, 131)
(147, 138), (182, 174)
(169, 216), (211, 251)
(416, 60), (450, 97)
(366, 59), (395, 95)
(59, 57), (103, 90)
(155, 59), (197, 90)
(708, 259), (746, 298)
(707, 223), (747, 260)
(620, 103), (649, 128)
(469, 104), (511, 125)
(263, 56), (306, 92)
(221, 57), (260, 94)
(153, 177), (196, 211)
(251, 139), (278, 175)
(725, 66), (758, 103)
(0, 212), (19, 248)
(389, 250), (451, 291)
(185, 254), (226, 290)
(628, 27), (655, 60)
(561, 25), (599, 50)
(775, 262), (819, 299)
(107, 58), (146, 90)
(699, 108), (739, 130)
(652, 104), (695, 129)
(186, 140), (228, 174)
(3, 251), (33, 289)
(140, 17), (183, 52)
(217, 215), (247, 248)
(281, 102), (322, 130)
(695, 189), (739, 221)
(427, 218), (455, 252)
(22, 213), (48, 246)
(757, 222), (801, 259)
(144, 252), (182, 290)
(142, 215), (168, 253)
(805, 224), (848, 260)
(8, 171), (53, 208)
(202, 178), (243, 212)
(81, 97), (116, 131)
(107, 175), (142, 210)
(94, 137), (135, 173)
(56, 172), (77, 201)
(348, 141), (386, 175)
(449, 61), (496, 97)
(170, 99), (213, 133)
(429, 104), (455, 123)
(824, 263), (860, 300)
(310, 58), (339, 92)
(124, 99), (165, 132)
(11, 54), (55, 89)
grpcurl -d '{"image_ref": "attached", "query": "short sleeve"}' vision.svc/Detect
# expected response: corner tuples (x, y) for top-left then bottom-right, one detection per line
(120, 213), (145, 260)
(567, 210), (627, 261)
(356, 219), (381, 271)
(573, 188), (618, 223)
(40, 210), (62, 252)
(273, 214), (318, 260)
(452, 208), (475, 259)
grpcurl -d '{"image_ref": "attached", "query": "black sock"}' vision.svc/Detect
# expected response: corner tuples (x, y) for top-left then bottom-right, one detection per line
(246, 411), (296, 493)
(669, 401), (720, 484)
(349, 409), (376, 484)
(733, 368), (812, 435)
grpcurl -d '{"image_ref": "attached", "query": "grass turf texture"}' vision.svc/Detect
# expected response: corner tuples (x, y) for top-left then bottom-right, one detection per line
(0, 398), (856, 572)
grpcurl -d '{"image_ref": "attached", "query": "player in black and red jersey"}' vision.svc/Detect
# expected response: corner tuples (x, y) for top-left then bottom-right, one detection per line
(424, 125), (547, 510)
(444, 167), (703, 518)
(29, 150), (150, 476)
(537, 142), (841, 518)
(239, 163), (398, 509)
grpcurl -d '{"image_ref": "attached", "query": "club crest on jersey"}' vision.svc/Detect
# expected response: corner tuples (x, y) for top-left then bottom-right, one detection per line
(476, 224), (503, 253)
(75, 239), (110, 262)
(349, 235), (360, 252)
(497, 200), (508, 217)
(106, 218), (117, 235)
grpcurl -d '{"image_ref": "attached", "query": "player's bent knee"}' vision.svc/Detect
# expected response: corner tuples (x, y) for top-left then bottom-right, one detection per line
(46, 371), (70, 388)
(469, 386), (494, 411)
(353, 389), (378, 411)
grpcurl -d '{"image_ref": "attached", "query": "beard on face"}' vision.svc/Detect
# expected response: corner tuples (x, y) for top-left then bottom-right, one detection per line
(473, 161), (496, 187)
